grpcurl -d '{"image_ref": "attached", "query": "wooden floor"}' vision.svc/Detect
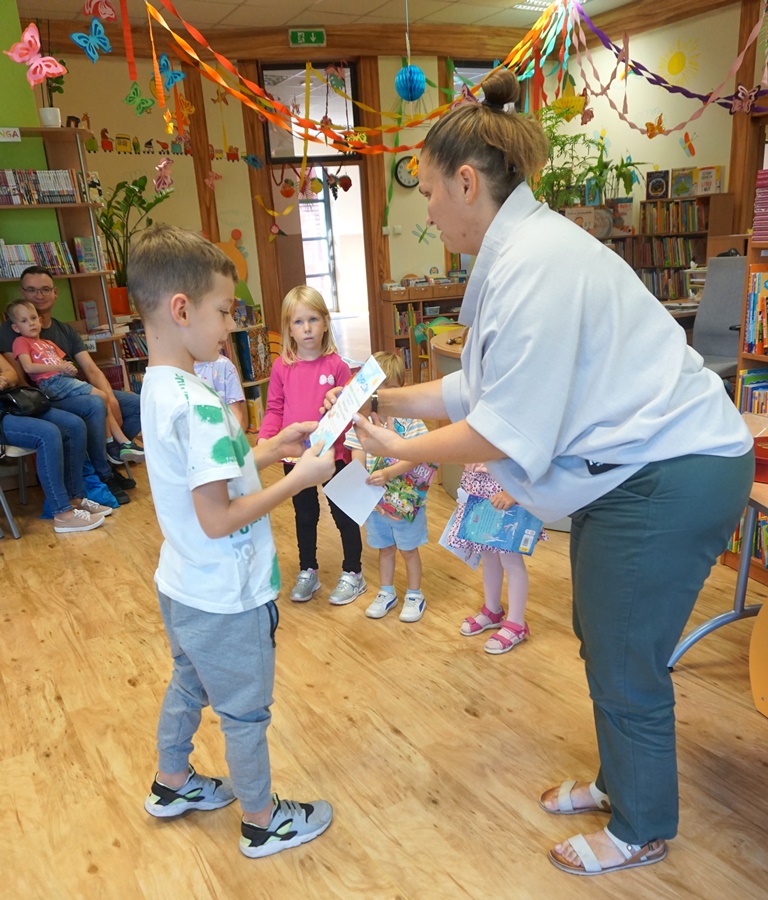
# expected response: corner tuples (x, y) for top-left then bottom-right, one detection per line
(1, 458), (768, 899)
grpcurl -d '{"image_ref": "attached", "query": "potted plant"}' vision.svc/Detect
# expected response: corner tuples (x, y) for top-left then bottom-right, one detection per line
(39, 59), (66, 127)
(95, 175), (173, 313)
(584, 142), (645, 205)
(532, 105), (596, 210)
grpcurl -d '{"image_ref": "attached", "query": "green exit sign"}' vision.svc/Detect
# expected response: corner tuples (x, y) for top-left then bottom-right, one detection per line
(288, 29), (326, 48)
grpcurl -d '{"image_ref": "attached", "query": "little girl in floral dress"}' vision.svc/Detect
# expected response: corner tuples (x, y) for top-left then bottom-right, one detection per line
(445, 464), (545, 655)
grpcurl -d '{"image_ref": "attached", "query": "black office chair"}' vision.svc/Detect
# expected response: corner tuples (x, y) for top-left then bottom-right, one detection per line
(691, 254), (747, 379)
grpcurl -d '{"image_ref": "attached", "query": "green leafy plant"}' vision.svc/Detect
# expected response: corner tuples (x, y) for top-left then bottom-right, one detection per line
(532, 105), (596, 210)
(584, 143), (645, 204)
(95, 176), (173, 287)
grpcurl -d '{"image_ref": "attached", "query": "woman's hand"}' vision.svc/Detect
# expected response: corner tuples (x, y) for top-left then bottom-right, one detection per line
(351, 414), (406, 460)
(490, 490), (516, 511)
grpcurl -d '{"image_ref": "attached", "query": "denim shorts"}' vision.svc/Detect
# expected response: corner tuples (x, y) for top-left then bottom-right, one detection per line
(366, 505), (428, 550)
(40, 374), (93, 400)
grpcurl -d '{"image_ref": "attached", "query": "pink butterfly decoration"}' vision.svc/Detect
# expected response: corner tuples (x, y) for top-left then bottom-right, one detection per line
(81, 0), (117, 22)
(154, 158), (174, 192)
(450, 83), (481, 109)
(204, 171), (222, 191)
(4, 23), (67, 88)
(730, 83), (760, 115)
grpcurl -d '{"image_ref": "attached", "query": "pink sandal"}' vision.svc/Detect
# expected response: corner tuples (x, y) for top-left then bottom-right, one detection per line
(460, 604), (505, 636)
(484, 620), (530, 655)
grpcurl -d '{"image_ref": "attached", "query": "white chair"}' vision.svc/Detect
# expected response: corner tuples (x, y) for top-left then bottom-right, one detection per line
(0, 445), (36, 539)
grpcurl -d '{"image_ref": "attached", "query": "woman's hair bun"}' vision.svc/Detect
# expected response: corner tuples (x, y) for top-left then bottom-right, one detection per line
(482, 69), (520, 109)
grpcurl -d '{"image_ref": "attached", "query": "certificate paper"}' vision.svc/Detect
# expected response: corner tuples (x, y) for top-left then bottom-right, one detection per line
(322, 459), (385, 525)
(309, 356), (386, 454)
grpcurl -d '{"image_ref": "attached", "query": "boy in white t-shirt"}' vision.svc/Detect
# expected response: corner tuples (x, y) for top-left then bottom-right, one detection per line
(129, 224), (336, 859)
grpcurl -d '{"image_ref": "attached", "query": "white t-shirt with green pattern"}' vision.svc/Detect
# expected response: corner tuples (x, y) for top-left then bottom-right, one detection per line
(141, 366), (280, 614)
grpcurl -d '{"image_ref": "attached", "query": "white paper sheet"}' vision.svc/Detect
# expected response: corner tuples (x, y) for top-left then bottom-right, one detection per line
(322, 458), (385, 526)
(309, 356), (386, 454)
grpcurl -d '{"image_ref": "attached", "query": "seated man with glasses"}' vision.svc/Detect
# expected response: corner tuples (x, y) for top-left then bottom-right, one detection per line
(0, 266), (141, 504)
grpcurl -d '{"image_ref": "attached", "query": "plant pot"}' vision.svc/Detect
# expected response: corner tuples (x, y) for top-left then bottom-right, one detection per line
(108, 286), (131, 316)
(39, 107), (61, 127)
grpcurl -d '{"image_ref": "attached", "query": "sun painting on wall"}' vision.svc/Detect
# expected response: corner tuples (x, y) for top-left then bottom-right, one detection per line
(660, 39), (700, 86)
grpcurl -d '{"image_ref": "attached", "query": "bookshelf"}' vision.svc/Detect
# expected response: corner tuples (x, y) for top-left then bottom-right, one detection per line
(630, 194), (734, 300)
(724, 237), (768, 586)
(381, 284), (466, 370)
(227, 326), (272, 432)
(0, 127), (125, 385)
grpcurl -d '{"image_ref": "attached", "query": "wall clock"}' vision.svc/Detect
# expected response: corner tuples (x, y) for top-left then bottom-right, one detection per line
(394, 156), (419, 188)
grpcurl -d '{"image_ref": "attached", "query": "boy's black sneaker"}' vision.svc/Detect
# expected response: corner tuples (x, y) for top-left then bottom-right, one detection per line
(240, 794), (333, 858)
(106, 440), (123, 466)
(104, 475), (130, 505)
(144, 765), (236, 818)
(110, 468), (136, 490)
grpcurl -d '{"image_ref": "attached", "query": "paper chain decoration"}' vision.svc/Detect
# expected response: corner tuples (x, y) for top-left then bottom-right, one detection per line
(4, 23), (67, 88)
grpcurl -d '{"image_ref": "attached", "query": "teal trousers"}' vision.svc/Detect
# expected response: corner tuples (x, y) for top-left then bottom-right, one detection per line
(570, 450), (754, 844)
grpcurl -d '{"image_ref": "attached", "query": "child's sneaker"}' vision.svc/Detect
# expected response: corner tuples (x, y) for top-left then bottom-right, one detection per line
(240, 794), (333, 858)
(144, 765), (236, 818)
(290, 569), (321, 602)
(365, 590), (398, 619)
(328, 571), (367, 606)
(119, 440), (145, 462)
(400, 591), (426, 623)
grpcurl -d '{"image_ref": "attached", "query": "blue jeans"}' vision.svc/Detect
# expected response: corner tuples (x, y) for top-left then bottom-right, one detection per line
(51, 389), (140, 482)
(1, 407), (87, 514)
(155, 591), (278, 813)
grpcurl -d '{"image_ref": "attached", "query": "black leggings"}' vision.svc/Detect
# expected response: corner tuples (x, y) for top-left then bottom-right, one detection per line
(283, 458), (363, 573)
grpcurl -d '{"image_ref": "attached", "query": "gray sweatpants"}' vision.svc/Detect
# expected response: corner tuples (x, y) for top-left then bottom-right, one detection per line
(155, 591), (278, 813)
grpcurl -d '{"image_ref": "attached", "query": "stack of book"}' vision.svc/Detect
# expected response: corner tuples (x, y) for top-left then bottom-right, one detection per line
(752, 169), (768, 242)
(0, 168), (86, 205)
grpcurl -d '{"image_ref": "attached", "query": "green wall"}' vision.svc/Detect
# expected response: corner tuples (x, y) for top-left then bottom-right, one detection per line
(0, 0), (75, 317)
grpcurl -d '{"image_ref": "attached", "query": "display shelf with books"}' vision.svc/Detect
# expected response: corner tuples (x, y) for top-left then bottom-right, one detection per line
(0, 127), (123, 381)
(723, 237), (768, 586)
(380, 283), (465, 372)
(630, 194), (734, 300)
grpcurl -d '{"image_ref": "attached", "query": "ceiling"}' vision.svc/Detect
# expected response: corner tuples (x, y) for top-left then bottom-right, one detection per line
(16, 0), (637, 32)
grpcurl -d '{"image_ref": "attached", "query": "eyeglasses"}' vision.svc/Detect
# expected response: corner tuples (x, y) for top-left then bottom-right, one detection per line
(21, 286), (54, 295)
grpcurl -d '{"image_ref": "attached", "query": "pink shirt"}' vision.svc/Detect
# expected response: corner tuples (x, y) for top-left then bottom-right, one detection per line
(12, 335), (66, 384)
(260, 354), (352, 462)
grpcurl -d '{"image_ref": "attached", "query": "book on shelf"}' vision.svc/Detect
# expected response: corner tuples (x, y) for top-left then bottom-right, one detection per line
(737, 368), (768, 413)
(246, 396), (263, 433)
(605, 197), (634, 236)
(86, 171), (103, 203)
(670, 167), (698, 198)
(0, 240), (76, 278)
(697, 165), (725, 195)
(72, 236), (100, 273)
(79, 300), (100, 332)
(744, 265), (768, 355)
(646, 169), (670, 200)
(0, 167), (84, 205)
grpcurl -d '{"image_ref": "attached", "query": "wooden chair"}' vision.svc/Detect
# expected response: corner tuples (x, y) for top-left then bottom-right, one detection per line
(0, 445), (36, 539)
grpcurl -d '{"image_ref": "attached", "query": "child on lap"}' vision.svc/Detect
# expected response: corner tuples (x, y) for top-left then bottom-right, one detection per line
(8, 298), (144, 463)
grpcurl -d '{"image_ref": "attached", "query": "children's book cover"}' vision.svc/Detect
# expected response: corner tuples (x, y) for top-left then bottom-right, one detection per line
(371, 457), (438, 522)
(697, 165), (724, 194)
(670, 167), (698, 198)
(646, 169), (670, 200)
(457, 497), (544, 556)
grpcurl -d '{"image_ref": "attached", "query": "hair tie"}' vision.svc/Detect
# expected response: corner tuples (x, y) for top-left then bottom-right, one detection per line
(482, 100), (506, 112)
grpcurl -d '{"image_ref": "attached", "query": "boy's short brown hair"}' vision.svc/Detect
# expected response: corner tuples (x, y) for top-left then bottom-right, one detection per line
(5, 298), (36, 323)
(128, 224), (238, 319)
(373, 350), (405, 387)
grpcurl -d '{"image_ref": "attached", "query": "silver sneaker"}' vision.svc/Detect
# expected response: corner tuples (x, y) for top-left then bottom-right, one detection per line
(328, 572), (367, 606)
(290, 569), (321, 602)
(365, 591), (398, 619)
(400, 592), (426, 623)
(240, 794), (333, 858)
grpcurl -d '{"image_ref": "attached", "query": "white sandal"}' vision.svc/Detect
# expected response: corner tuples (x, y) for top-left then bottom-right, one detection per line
(548, 826), (667, 876)
(538, 780), (611, 815)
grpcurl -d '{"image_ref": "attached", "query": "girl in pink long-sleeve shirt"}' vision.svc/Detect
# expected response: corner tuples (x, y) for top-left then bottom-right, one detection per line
(259, 286), (365, 606)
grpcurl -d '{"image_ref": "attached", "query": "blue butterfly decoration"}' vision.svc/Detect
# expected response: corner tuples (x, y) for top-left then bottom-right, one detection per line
(70, 17), (111, 64)
(158, 53), (186, 91)
(243, 154), (264, 170)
